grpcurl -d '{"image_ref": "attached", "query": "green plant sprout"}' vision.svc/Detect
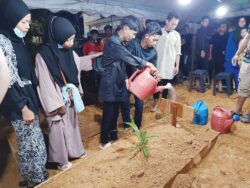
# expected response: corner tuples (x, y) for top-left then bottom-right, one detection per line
(125, 117), (154, 158)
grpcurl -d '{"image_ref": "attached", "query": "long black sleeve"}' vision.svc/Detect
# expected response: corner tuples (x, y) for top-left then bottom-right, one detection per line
(0, 83), (30, 121)
(106, 37), (147, 69)
(197, 28), (206, 52)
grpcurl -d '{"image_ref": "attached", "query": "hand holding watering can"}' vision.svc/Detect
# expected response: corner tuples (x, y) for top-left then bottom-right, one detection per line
(128, 63), (173, 100)
(145, 62), (161, 81)
(125, 61), (159, 90)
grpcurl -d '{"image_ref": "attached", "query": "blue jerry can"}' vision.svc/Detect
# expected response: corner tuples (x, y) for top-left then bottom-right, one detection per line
(192, 100), (208, 126)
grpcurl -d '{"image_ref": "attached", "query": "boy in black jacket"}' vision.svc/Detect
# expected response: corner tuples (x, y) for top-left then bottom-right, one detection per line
(98, 16), (157, 149)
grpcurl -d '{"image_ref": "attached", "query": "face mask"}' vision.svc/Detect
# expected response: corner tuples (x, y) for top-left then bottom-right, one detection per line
(13, 27), (27, 38)
(58, 44), (64, 48)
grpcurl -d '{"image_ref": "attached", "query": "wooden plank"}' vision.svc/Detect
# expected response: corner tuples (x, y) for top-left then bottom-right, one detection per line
(159, 99), (194, 122)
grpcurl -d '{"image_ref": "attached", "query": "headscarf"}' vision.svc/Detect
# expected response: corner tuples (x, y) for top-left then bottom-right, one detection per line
(39, 16), (79, 87)
(0, 0), (38, 86)
(0, 0), (40, 119)
(0, 0), (30, 37)
(234, 17), (247, 46)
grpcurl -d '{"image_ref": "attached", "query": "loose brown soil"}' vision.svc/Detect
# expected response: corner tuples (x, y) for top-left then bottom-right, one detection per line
(37, 119), (218, 188)
(1, 83), (250, 188)
(172, 124), (250, 188)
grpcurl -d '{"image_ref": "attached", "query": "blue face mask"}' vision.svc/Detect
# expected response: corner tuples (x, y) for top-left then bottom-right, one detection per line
(13, 27), (27, 38)
(58, 44), (64, 48)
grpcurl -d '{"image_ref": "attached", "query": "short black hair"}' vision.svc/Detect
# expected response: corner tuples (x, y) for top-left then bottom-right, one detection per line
(238, 16), (246, 21)
(120, 15), (140, 32)
(201, 16), (210, 22)
(104, 25), (112, 31)
(143, 21), (162, 36)
(167, 12), (179, 21)
(219, 21), (227, 27)
(90, 29), (99, 36)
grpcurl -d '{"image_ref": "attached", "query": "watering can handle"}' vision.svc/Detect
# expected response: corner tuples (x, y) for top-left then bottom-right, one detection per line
(213, 106), (231, 116)
(213, 106), (226, 112)
(196, 100), (204, 108)
(128, 67), (151, 84)
(128, 69), (141, 83)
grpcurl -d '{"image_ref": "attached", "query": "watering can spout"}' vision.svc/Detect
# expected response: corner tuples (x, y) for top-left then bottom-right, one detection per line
(128, 67), (176, 100)
(154, 83), (173, 93)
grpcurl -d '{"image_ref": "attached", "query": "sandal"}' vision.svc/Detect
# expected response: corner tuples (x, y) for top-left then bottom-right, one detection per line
(19, 180), (28, 187)
(240, 114), (250, 123)
(150, 104), (159, 112)
(58, 162), (73, 171)
(80, 152), (88, 159)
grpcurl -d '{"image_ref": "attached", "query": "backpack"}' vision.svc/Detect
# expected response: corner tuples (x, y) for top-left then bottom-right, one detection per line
(92, 56), (105, 74)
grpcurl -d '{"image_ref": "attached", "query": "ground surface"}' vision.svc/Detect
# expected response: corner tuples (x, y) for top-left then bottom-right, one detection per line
(0, 83), (250, 188)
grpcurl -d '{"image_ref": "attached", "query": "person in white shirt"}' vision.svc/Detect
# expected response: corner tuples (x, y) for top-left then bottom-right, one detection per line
(151, 12), (181, 112)
(0, 48), (10, 104)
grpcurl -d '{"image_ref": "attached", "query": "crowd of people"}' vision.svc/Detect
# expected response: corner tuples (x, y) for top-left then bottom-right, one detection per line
(0, 0), (250, 187)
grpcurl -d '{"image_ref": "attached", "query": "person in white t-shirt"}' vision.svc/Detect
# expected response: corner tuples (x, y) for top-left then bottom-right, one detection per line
(151, 12), (181, 112)
(0, 48), (10, 104)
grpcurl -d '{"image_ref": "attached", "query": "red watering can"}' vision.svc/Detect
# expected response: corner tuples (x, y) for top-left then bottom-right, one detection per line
(128, 67), (169, 100)
(211, 106), (234, 134)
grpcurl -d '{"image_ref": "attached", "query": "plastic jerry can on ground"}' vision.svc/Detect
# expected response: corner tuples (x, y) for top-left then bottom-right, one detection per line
(192, 100), (208, 126)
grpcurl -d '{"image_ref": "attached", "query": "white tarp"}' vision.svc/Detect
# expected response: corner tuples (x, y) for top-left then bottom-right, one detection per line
(23, 0), (166, 20)
(23, 0), (250, 21)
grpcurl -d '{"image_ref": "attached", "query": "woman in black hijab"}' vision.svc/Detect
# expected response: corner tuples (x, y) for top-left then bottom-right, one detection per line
(35, 16), (86, 171)
(0, 0), (48, 187)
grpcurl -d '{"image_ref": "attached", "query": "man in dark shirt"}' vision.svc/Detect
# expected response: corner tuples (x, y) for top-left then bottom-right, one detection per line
(120, 21), (162, 129)
(181, 24), (193, 78)
(98, 16), (157, 149)
(209, 22), (228, 79)
(196, 16), (210, 70)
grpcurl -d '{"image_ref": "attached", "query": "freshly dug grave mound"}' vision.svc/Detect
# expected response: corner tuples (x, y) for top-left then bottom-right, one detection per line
(37, 119), (218, 188)
(172, 123), (250, 188)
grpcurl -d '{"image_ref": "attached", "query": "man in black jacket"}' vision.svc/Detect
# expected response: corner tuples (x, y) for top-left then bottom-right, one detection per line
(98, 16), (157, 149)
(196, 16), (210, 71)
(208, 22), (228, 79)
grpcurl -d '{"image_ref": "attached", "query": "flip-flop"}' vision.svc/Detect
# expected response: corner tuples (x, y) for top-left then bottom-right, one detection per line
(240, 114), (250, 123)
(19, 180), (27, 187)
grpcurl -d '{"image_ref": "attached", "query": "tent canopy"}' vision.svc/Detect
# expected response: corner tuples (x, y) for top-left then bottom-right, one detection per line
(23, 0), (250, 21)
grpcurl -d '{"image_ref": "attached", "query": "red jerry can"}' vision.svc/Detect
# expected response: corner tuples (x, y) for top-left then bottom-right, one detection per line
(211, 106), (234, 134)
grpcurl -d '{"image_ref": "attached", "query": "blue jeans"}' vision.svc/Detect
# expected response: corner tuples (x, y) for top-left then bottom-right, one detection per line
(120, 95), (144, 128)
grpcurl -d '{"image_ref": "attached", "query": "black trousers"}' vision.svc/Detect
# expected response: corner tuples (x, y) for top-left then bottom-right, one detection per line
(101, 101), (119, 144)
(120, 94), (144, 128)
(180, 54), (190, 77)
(153, 79), (173, 99)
